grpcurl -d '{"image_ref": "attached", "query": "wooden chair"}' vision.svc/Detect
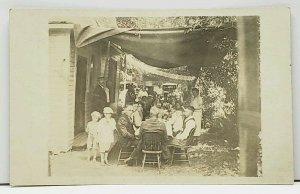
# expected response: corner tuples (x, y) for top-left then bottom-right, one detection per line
(141, 131), (163, 173)
(169, 127), (197, 166)
(115, 130), (137, 166)
(117, 145), (137, 166)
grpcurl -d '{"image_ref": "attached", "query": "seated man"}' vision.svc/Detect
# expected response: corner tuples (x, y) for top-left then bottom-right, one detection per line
(116, 105), (137, 148)
(169, 106), (197, 147)
(124, 106), (170, 164)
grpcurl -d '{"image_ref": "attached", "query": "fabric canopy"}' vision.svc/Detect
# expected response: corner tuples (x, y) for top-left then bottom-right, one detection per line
(126, 54), (196, 81)
(75, 26), (237, 69)
(74, 25), (132, 47)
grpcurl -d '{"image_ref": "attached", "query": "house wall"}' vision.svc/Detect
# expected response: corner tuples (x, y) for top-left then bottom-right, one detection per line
(48, 24), (74, 153)
(69, 32), (76, 142)
(49, 25), (104, 152)
(48, 26), (122, 152)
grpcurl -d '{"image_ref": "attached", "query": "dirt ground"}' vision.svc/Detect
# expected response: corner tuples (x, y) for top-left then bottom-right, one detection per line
(49, 143), (239, 177)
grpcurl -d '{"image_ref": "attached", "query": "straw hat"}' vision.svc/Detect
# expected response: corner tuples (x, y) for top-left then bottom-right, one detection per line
(103, 107), (113, 114)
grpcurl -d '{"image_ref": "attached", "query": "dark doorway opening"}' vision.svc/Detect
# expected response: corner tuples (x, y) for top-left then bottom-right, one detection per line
(74, 56), (88, 135)
(108, 59), (117, 103)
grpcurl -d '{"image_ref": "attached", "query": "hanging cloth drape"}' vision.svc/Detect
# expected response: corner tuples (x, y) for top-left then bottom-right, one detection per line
(126, 54), (196, 81)
(75, 26), (237, 69)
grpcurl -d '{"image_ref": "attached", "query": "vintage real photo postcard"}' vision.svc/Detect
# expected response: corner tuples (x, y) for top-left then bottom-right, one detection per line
(10, 7), (293, 185)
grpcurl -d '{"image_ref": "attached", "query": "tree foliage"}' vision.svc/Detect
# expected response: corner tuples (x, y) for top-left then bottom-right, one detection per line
(116, 16), (239, 143)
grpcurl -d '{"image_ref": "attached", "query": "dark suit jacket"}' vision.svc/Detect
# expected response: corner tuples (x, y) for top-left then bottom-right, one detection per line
(132, 118), (170, 160)
(138, 118), (168, 142)
(93, 84), (107, 113)
(116, 114), (136, 147)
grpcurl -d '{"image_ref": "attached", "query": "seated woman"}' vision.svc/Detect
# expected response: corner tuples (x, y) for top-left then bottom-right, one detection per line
(154, 101), (165, 120)
(169, 101), (184, 136)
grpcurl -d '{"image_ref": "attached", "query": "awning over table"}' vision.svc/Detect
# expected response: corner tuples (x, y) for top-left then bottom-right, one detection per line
(74, 25), (132, 48)
(75, 26), (237, 69)
(125, 54), (196, 81)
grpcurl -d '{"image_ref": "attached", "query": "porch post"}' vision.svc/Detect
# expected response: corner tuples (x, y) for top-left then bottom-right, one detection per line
(104, 41), (111, 79)
(115, 57), (122, 104)
(237, 16), (261, 177)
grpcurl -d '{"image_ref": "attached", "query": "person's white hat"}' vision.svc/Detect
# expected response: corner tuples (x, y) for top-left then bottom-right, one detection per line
(91, 111), (101, 118)
(103, 107), (113, 114)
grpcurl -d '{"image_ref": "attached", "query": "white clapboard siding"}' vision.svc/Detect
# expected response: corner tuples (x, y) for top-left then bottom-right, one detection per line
(49, 24), (74, 153)
(49, 26), (111, 152)
(68, 32), (76, 149)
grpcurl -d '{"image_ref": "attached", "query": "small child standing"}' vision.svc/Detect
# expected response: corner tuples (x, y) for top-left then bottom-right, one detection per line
(97, 107), (116, 165)
(86, 111), (101, 162)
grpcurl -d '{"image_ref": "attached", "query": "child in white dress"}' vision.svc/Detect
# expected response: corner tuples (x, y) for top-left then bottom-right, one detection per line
(97, 107), (116, 165)
(86, 111), (101, 162)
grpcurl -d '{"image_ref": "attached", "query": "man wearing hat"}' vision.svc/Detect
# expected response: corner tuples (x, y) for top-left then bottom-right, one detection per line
(176, 106), (197, 142)
(93, 76), (107, 113)
(170, 106), (197, 146)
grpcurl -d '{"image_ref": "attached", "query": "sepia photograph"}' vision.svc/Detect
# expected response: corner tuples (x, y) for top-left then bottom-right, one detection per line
(48, 16), (261, 177)
(9, 8), (293, 185)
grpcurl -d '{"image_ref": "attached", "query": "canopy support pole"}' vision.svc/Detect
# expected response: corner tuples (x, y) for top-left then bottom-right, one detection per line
(238, 16), (261, 177)
(104, 41), (111, 79)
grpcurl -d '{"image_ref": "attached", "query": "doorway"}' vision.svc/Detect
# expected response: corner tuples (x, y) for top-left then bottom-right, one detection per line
(108, 59), (117, 103)
(74, 56), (88, 135)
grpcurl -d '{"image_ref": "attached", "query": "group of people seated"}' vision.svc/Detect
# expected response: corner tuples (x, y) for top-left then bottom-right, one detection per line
(85, 100), (197, 166)
(89, 77), (201, 166)
(123, 104), (197, 165)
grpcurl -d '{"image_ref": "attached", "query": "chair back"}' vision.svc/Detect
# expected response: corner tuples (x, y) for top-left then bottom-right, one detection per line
(186, 127), (197, 146)
(141, 131), (163, 151)
(188, 127), (196, 137)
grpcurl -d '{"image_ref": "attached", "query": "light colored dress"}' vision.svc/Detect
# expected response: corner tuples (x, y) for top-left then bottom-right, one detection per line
(97, 118), (116, 152)
(86, 121), (99, 149)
